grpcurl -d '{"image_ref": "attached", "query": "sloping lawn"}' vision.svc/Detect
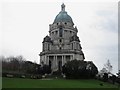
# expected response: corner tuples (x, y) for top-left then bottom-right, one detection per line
(2, 77), (118, 88)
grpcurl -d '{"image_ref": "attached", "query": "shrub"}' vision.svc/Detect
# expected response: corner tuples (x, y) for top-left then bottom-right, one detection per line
(62, 60), (98, 79)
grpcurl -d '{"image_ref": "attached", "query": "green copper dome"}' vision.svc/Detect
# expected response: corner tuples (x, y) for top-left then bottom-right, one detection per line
(53, 3), (74, 25)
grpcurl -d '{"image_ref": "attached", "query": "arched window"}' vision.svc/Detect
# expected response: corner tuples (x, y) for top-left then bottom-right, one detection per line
(59, 47), (62, 50)
(59, 27), (63, 37)
(72, 43), (73, 50)
(55, 31), (58, 35)
(59, 39), (62, 43)
(48, 44), (50, 50)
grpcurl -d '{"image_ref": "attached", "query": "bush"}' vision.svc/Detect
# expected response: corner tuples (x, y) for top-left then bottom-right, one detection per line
(62, 60), (98, 79)
(2, 72), (42, 79)
(103, 73), (108, 82)
(40, 65), (51, 75)
(109, 75), (116, 84)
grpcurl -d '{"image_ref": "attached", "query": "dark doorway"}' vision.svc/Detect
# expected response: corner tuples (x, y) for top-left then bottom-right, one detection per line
(49, 60), (51, 69)
(49, 56), (53, 69)
(66, 55), (70, 62)
(58, 61), (62, 71)
(57, 56), (62, 71)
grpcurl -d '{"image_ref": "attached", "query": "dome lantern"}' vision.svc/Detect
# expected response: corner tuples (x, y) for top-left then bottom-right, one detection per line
(61, 3), (65, 11)
(53, 3), (74, 25)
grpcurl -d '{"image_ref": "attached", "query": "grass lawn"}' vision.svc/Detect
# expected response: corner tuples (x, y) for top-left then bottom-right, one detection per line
(2, 77), (118, 88)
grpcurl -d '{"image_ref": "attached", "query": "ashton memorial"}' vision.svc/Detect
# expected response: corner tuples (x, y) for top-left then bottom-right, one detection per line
(39, 3), (85, 72)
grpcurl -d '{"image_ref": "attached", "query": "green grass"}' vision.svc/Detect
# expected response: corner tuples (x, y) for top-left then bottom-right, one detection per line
(2, 77), (118, 88)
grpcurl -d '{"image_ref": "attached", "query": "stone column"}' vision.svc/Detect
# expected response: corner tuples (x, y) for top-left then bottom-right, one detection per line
(63, 55), (65, 65)
(46, 56), (47, 65)
(62, 55), (64, 66)
(55, 56), (57, 66)
(53, 56), (56, 69)
(54, 56), (58, 70)
(53, 56), (55, 65)
(44, 55), (46, 64)
(51, 56), (53, 70)
(70, 55), (72, 61)
(75, 42), (77, 49)
(73, 42), (75, 49)
(46, 55), (47, 65)
(64, 55), (66, 64)
(48, 56), (49, 65)
(73, 54), (75, 60)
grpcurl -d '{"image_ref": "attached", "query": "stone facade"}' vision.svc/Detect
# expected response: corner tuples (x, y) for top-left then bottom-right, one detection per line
(39, 3), (85, 71)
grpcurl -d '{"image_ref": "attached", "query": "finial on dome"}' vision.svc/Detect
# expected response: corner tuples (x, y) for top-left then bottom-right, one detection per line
(61, 3), (65, 11)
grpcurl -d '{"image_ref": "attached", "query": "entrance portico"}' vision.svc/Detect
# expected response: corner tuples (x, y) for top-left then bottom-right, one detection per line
(44, 54), (73, 71)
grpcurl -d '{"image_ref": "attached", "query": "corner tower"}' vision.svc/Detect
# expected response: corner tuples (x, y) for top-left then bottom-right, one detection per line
(39, 3), (85, 71)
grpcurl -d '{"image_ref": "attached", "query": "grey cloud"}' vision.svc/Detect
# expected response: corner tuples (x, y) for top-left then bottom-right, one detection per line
(96, 10), (117, 33)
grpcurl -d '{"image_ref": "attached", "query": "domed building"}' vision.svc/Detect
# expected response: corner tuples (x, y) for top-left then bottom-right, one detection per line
(39, 3), (85, 71)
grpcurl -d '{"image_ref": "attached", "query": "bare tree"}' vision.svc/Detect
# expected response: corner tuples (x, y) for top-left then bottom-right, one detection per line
(117, 70), (120, 78)
(104, 59), (112, 74)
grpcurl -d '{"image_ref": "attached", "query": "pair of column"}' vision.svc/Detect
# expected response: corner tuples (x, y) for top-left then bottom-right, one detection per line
(53, 55), (64, 70)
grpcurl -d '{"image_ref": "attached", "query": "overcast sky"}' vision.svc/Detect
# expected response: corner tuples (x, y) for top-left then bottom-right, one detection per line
(1, 0), (118, 74)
